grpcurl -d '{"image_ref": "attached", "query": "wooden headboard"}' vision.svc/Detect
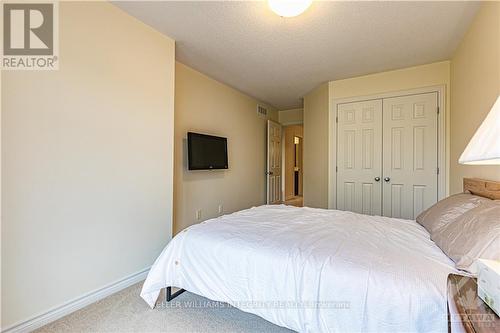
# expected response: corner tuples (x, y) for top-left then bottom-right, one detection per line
(463, 178), (500, 200)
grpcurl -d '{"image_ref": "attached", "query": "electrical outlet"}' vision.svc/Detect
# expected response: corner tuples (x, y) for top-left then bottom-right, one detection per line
(195, 209), (202, 220)
(218, 204), (223, 214)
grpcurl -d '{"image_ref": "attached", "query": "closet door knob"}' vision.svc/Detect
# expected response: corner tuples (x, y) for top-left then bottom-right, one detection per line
(384, 177), (391, 182)
(374, 177), (380, 182)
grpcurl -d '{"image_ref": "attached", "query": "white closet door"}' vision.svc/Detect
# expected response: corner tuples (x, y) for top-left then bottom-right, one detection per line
(382, 92), (438, 219)
(337, 100), (383, 215)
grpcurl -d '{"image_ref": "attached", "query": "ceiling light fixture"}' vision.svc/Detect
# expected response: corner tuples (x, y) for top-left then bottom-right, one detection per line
(268, 0), (313, 18)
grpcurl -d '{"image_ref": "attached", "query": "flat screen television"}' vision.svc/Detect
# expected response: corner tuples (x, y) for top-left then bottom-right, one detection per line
(187, 132), (228, 170)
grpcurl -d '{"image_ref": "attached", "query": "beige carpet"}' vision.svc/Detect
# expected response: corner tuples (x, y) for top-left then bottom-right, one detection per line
(34, 283), (294, 332)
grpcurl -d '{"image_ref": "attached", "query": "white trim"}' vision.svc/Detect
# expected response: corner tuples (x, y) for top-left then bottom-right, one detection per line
(281, 123), (304, 200)
(281, 126), (286, 201)
(328, 85), (448, 209)
(279, 120), (303, 126)
(2, 267), (150, 333)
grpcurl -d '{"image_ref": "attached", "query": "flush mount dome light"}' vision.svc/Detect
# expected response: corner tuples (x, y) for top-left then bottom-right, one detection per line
(268, 0), (313, 17)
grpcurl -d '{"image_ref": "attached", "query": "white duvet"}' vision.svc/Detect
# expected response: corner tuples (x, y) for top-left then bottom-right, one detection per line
(141, 205), (457, 332)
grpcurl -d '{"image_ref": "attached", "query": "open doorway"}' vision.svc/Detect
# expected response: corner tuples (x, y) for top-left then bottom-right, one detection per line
(283, 125), (303, 207)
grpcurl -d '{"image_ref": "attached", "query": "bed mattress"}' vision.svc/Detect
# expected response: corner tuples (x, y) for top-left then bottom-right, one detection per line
(141, 205), (457, 332)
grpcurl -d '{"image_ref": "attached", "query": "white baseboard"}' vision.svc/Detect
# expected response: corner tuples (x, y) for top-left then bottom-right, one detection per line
(2, 267), (150, 333)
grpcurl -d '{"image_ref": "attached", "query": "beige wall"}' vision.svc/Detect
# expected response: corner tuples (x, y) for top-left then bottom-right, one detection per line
(279, 108), (303, 125)
(1, 2), (175, 329)
(174, 62), (277, 234)
(304, 62), (450, 208)
(303, 83), (329, 208)
(450, 2), (500, 194)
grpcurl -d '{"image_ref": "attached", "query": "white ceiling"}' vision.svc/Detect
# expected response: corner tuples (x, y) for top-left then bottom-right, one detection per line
(115, 1), (479, 109)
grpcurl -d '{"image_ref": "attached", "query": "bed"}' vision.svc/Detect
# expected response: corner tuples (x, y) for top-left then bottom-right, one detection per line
(140, 179), (499, 332)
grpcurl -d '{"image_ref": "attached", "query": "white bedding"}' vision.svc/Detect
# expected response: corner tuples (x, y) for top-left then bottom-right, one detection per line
(141, 205), (457, 332)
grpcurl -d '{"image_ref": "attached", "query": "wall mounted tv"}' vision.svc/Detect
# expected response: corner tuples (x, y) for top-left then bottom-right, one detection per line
(187, 132), (228, 170)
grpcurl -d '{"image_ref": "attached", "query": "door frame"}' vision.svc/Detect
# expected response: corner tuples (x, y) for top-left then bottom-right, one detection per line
(328, 85), (447, 210)
(282, 124), (304, 201)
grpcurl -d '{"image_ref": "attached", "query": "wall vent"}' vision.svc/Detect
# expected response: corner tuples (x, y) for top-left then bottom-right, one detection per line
(257, 105), (268, 117)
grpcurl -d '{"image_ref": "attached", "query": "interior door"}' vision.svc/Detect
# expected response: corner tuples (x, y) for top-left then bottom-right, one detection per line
(382, 92), (438, 219)
(337, 99), (383, 215)
(267, 120), (282, 204)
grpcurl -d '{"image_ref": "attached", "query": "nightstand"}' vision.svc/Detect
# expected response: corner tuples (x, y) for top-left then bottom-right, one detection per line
(447, 274), (499, 333)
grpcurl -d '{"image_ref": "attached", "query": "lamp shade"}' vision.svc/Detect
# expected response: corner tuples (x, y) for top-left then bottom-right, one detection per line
(459, 95), (500, 165)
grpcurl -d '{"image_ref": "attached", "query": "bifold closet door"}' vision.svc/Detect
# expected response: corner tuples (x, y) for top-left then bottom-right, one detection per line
(337, 100), (383, 215)
(382, 92), (438, 219)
